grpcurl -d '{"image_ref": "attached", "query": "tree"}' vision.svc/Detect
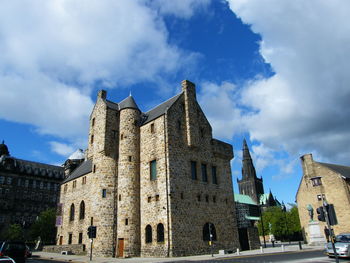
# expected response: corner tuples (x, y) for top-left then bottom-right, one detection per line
(29, 208), (56, 244)
(3, 224), (24, 241)
(257, 204), (302, 241)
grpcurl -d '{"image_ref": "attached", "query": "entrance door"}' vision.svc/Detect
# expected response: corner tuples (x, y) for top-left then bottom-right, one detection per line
(118, 238), (124, 257)
(59, 236), (63, 245)
(238, 228), (250, 251)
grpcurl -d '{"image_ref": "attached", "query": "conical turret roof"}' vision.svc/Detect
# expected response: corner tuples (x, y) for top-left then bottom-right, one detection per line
(118, 95), (139, 110)
(0, 140), (9, 156)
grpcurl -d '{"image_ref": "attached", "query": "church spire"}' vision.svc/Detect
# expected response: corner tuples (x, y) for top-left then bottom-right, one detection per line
(241, 139), (257, 179)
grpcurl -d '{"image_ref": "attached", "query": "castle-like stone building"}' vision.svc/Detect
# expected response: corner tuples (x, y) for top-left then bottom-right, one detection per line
(296, 154), (350, 244)
(57, 80), (240, 257)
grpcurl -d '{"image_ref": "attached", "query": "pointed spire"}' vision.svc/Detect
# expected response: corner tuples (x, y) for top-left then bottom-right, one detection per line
(243, 138), (252, 161)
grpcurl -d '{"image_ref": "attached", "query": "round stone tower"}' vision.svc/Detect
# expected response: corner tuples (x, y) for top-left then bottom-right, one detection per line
(117, 95), (141, 257)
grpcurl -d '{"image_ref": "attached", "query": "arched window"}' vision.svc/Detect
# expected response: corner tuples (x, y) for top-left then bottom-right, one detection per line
(203, 222), (217, 241)
(79, 201), (85, 220)
(145, 225), (152, 243)
(157, 223), (164, 242)
(69, 203), (75, 221)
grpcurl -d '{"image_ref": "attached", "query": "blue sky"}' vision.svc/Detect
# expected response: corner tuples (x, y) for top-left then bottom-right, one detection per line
(1, 0), (349, 205)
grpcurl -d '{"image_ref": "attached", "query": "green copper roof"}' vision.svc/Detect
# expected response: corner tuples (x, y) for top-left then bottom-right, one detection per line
(234, 193), (257, 205)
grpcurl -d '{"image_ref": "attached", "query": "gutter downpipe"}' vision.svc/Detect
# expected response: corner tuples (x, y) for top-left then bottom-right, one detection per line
(164, 107), (171, 257)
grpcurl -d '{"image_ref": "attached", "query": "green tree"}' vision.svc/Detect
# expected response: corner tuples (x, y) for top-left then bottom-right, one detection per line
(257, 204), (302, 241)
(4, 224), (24, 241)
(29, 208), (56, 244)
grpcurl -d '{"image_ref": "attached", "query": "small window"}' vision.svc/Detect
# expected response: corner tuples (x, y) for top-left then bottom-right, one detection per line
(79, 201), (85, 220)
(125, 218), (128, 225)
(68, 233), (72, 244)
(150, 160), (157, 180)
(197, 194), (201, 202)
(92, 118), (95, 127)
(91, 217), (94, 225)
(191, 161), (197, 180)
(90, 135), (94, 144)
(73, 180), (76, 188)
(155, 194), (159, 201)
(112, 130), (117, 138)
(119, 194), (121, 201)
(78, 232), (83, 244)
(180, 192), (184, 199)
(212, 166), (217, 184)
(93, 165), (96, 173)
(177, 120), (181, 130)
(213, 196), (216, 203)
(157, 223), (164, 242)
(128, 156), (132, 162)
(205, 195), (209, 203)
(121, 134), (124, 140)
(147, 196), (152, 203)
(102, 189), (107, 198)
(150, 123), (155, 133)
(64, 184), (68, 193)
(200, 128), (204, 138)
(311, 177), (322, 186)
(69, 204), (75, 221)
(225, 198), (228, 204)
(201, 164), (208, 182)
(145, 225), (152, 243)
(82, 177), (86, 185)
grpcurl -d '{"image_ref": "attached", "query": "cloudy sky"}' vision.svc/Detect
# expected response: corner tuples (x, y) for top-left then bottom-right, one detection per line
(1, 0), (349, 205)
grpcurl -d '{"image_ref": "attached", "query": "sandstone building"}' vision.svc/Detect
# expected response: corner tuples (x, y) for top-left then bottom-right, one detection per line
(56, 80), (240, 257)
(296, 154), (350, 244)
(0, 141), (64, 237)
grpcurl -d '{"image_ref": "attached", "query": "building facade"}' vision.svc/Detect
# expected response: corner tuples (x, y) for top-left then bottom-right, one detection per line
(0, 142), (64, 236)
(56, 80), (240, 257)
(296, 154), (350, 244)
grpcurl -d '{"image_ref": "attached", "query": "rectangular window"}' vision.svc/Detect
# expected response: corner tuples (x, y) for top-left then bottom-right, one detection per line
(201, 164), (208, 182)
(68, 233), (72, 244)
(73, 180), (76, 188)
(155, 194), (159, 201)
(102, 189), (107, 198)
(125, 219), (128, 225)
(78, 233), (83, 244)
(90, 134), (94, 144)
(311, 177), (322, 186)
(191, 161), (197, 180)
(150, 160), (157, 180)
(92, 118), (95, 126)
(212, 166), (217, 184)
(147, 196), (151, 203)
(150, 123), (155, 133)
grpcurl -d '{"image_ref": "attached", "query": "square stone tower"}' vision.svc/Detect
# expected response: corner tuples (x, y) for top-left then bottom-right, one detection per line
(57, 80), (240, 257)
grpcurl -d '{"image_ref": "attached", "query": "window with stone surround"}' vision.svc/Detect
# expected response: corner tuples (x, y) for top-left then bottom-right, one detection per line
(79, 201), (85, 220)
(64, 184), (67, 192)
(150, 123), (155, 133)
(157, 223), (164, 242)
(155, 194), (159, 201)
(121, 133), (124, 140)
(150, 160), (157, 180)
(213, 196), (216, 203)
(92, 118), (95, 127)
(197, 194), (201, 202)
(125, 218), (128, 225)
(205, 195), (209, 202)
(68, 233), (72, 244)
(201, 163), (208, 182)
(128, 156), (132, 162)
(82, 177), (86, 185)
(191, 161), (197, 180)
(102, 189), (107, 198)
(73, 180), (76, 188)
(69, 204), (75, 221)
(90, 134), (94, 144)
(180, 192), (184, 199)
(212, 166), (218, 184)
(311, 177), (322, 186)
(147, 196), (151, 203)
(78, 232), (83, 244)
(145, 225), (152, 243)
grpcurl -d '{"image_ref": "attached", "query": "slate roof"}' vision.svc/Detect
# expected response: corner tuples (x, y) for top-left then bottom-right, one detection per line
(141, 93), (182, 125)
(119, 95), (139, 110)
(105, 100), (119, 110)
(63, 159), (92, 184)
(0, 155), (64, 179)
(317, 162), (350, 179)
(234, 193), (257, 205)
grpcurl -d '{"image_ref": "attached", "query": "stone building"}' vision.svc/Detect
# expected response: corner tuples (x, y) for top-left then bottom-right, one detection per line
(56, 80), (240, 257)
(296, 154), (350, 244)
(0, 141), (64, 236)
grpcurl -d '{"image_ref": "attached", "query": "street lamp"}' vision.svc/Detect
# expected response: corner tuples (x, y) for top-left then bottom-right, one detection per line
(260, 201), (266, 248)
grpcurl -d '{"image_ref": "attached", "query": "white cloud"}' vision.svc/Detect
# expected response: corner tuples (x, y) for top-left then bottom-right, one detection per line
(0, 0), (203, 142)
(49, 141), (75, 157)
(198, 81), (244, 140)
(227, 0), (350, 164)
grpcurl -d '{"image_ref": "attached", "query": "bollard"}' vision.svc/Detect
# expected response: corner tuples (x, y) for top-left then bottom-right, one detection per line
(236, 248), (240, 255)
(281, 245), (285, 252)
(260, 246), (264, 253)
(298, 241), (302, 250)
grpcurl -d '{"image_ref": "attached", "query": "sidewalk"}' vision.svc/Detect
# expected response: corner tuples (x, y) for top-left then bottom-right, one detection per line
(33, 242), (325, 263)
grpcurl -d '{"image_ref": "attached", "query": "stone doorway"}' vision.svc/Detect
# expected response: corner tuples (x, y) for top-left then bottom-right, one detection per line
(118, 238), (124, 257)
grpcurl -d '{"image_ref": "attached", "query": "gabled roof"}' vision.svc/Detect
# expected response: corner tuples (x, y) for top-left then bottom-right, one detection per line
(63, 159), (92, 184)
(234, 193), (257, 205)
(317, 162), (350, 179)
(140, 93), (182, 125)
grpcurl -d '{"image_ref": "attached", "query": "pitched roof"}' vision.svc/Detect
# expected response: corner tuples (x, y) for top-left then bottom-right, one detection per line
(63, 159), (92, 183)
(140, 93), (182, 125)
(234, 193), (257, 205)
(317, 162), (350, 179)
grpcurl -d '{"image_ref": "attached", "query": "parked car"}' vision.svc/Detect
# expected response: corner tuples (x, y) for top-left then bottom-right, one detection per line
(0, 257), (16, 263)
(0, 241), (26, 263)
(325, 233), (350, 258)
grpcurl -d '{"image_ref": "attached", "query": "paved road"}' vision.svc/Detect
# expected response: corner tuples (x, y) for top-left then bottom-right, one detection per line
(167, 250), (350, 263)
(27, 258), (65, 263)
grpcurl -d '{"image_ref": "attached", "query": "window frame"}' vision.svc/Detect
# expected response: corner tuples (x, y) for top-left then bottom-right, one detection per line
(150, 160), (157, 180)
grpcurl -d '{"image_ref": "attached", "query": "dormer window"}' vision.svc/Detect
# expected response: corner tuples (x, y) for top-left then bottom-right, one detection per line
(311, 177), (322, 186)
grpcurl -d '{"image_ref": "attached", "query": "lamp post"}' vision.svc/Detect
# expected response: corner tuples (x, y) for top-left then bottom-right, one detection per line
(260, 201), (266, 248)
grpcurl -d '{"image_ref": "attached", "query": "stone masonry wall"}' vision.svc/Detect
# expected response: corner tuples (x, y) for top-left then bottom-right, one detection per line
(297, 154), (350, 243)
